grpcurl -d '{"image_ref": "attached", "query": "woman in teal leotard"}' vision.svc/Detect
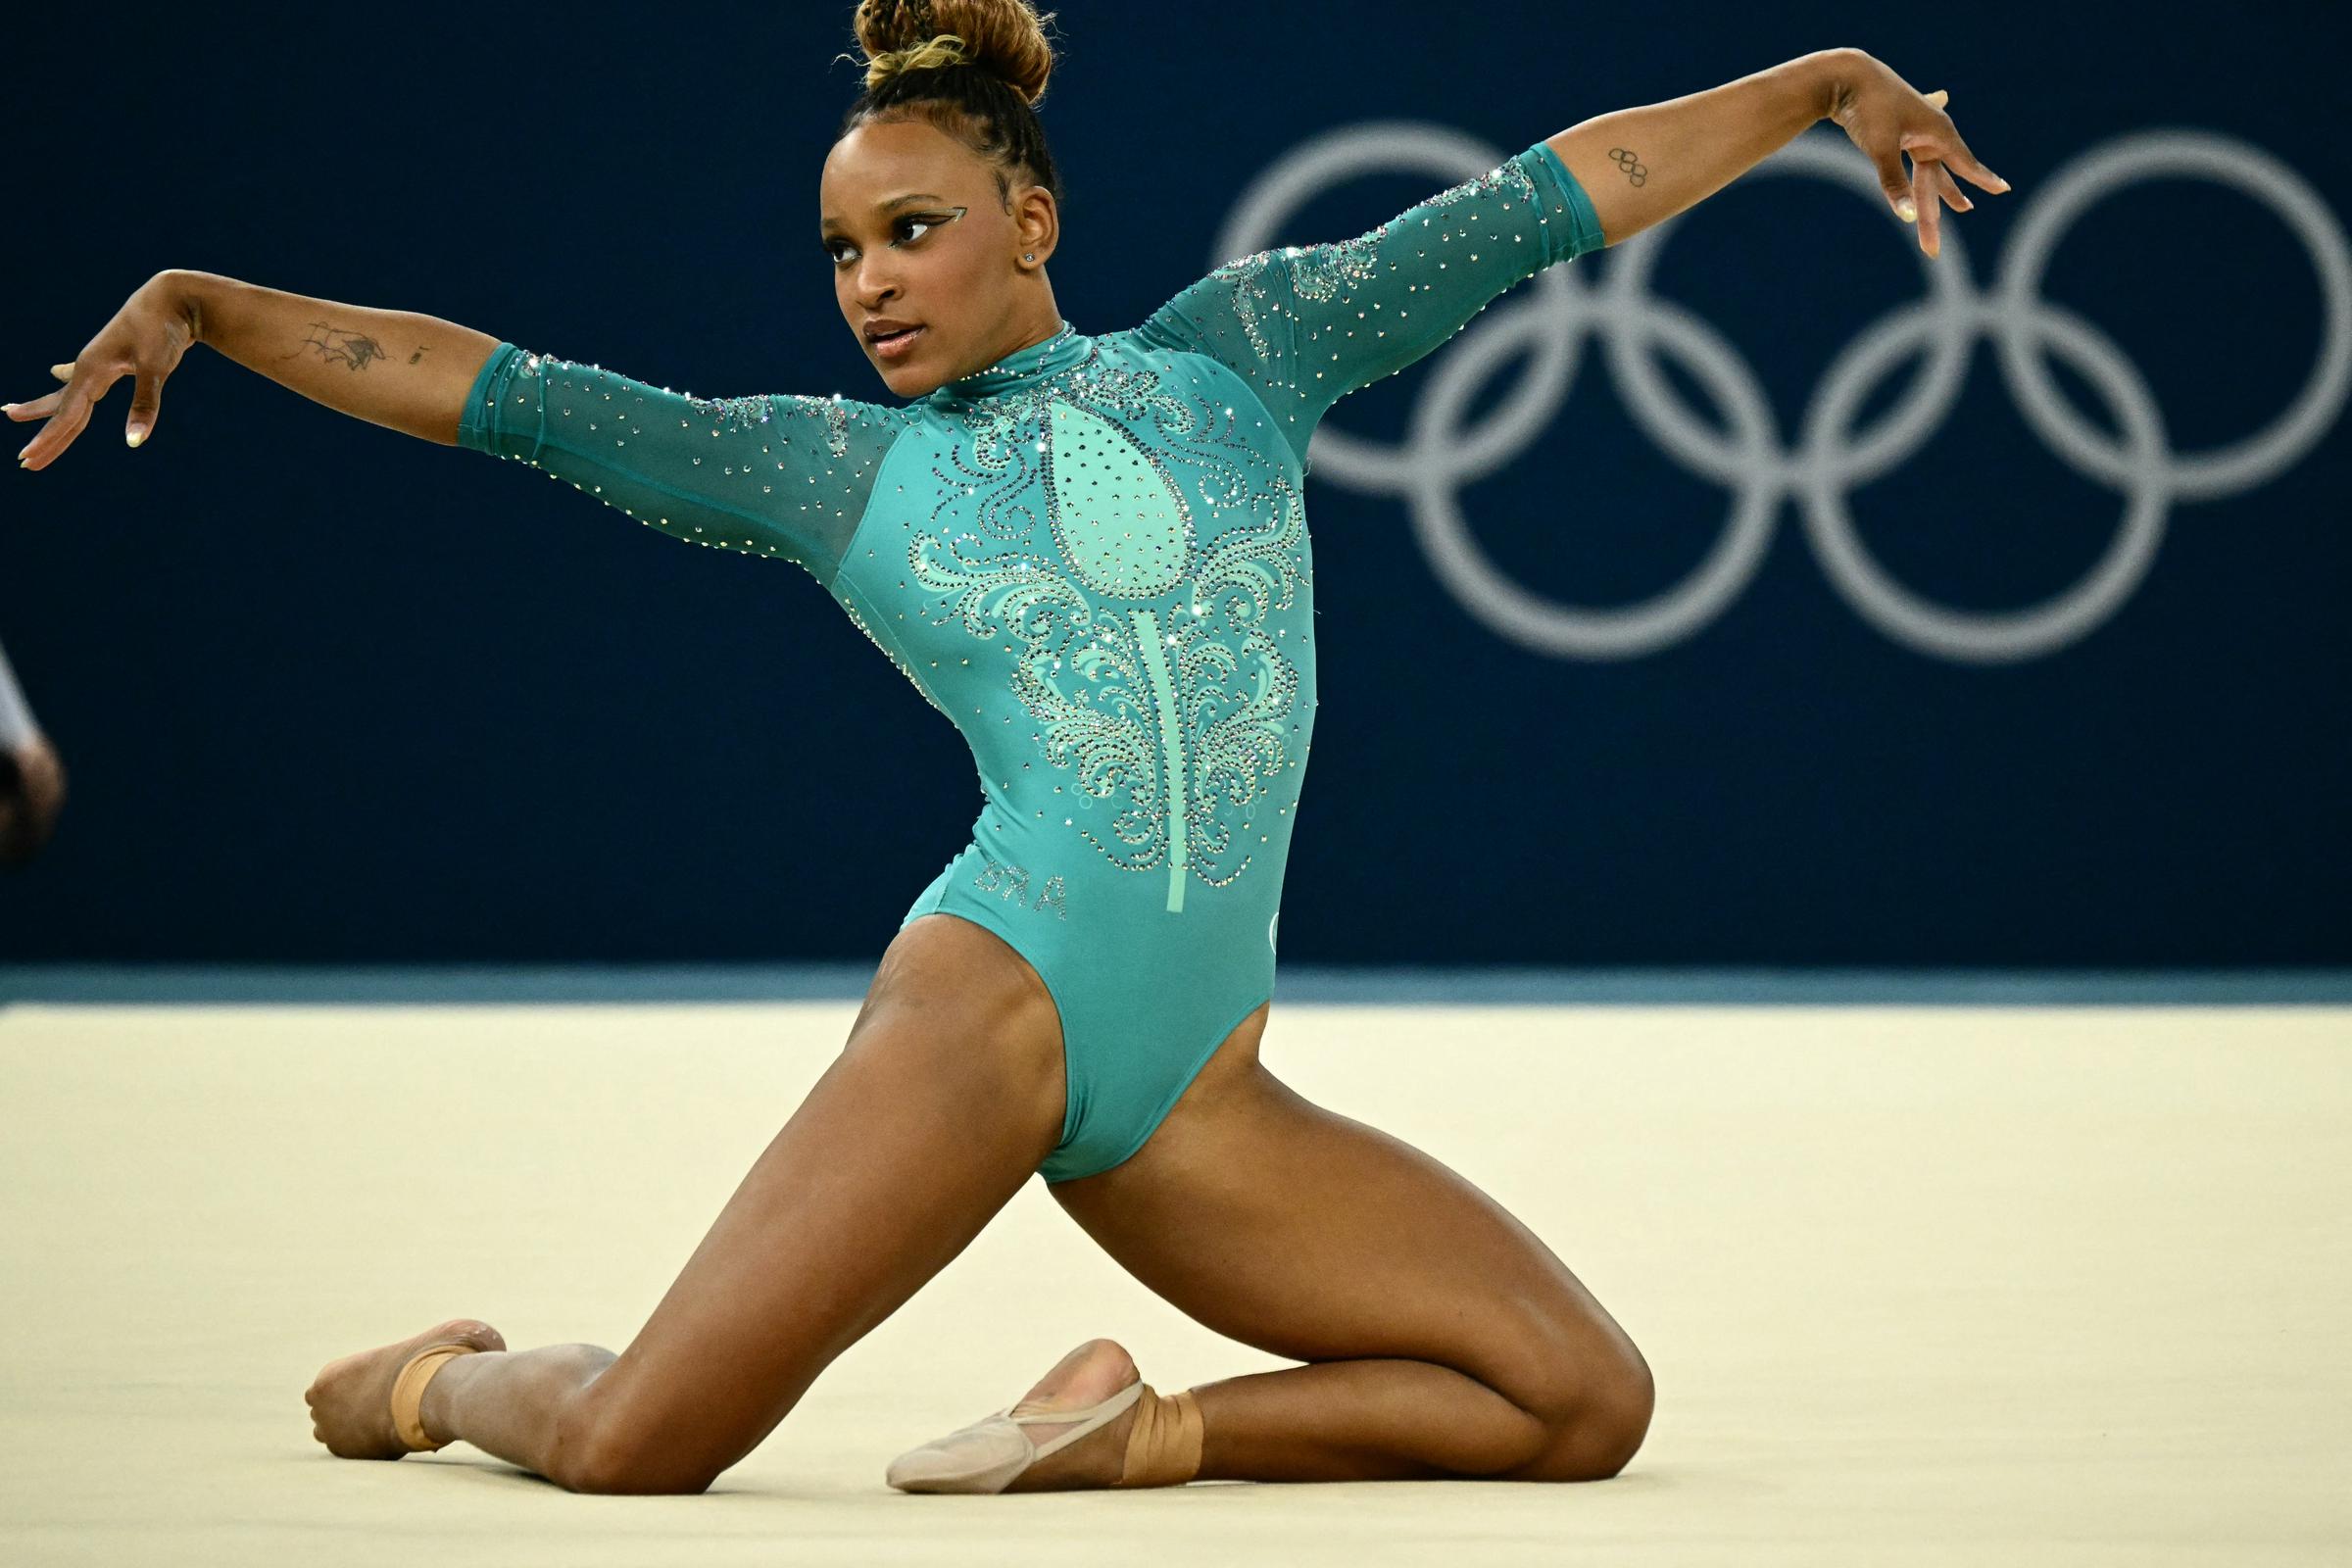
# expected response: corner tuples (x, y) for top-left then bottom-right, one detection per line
(11, 0), (2004, 1499)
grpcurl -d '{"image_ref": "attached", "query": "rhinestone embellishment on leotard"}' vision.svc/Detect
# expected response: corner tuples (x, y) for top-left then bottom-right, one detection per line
(906, 345), (1307, 909)
(1202, 155), (1542, 366)
(461, 143), (1590, 932)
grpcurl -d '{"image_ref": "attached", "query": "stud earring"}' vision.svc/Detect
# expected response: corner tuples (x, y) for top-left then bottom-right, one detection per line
(1024, 253), (1035, 262)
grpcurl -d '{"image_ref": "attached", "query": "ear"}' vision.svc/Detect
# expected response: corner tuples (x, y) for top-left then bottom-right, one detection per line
(1014, 183), (1058, 266)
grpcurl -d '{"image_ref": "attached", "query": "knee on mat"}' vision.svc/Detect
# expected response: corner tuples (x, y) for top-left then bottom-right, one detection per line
(550, 1402), (722, 1496)
(1505, 1335), (1655, 1486)
(555, 1437), (720, 1496)
(1517, 1356), (1655, 1482)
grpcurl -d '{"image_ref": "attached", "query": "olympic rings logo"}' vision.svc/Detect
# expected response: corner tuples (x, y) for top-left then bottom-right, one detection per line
(1212, 124), (2352, 662)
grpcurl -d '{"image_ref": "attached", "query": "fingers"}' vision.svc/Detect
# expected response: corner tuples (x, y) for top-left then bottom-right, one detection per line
(1853, 76), (2013, 253)
(8, 365), (77, 448)
(1902, 144), (1988, 257)
(1912, 82), (2010, 195)
(1912, 126), (2009, 193)
(1913, 156), (1942, 258)
(3, 389), (68, 422)
(126, 370), (163, 448)
(1944, 132), (2010, 194)
(16, 364), (120, 471)
(17, 397), (87, 470)
(1904, 157), (1984, 257)
(1872, 143), (1920, 224)
(1934, 162), (1974, 214)
(1904, 121), (2009, 196)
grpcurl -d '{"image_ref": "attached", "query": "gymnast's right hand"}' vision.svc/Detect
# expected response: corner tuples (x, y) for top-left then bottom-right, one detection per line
(7, 271), (195, 470)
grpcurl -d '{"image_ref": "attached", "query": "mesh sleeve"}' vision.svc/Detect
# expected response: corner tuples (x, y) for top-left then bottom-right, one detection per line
(1132, 137), (1606, 467)
(455, 343), (908, 586)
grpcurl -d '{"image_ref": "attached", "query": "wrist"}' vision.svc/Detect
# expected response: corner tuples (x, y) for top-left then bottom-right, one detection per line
(1805, 48), (1866, 123)
(148, 270), (220, 348)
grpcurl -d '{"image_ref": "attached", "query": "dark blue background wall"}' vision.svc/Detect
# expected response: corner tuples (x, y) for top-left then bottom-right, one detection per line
(2, 3), (2343, 964)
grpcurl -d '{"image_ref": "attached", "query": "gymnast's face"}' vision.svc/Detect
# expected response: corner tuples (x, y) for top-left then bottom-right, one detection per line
(821, 117), (1058, 398)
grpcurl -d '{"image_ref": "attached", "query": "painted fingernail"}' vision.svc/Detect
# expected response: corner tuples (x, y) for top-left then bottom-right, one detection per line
(1896, 197), (1918, 223)
(126, 426), (145, 447)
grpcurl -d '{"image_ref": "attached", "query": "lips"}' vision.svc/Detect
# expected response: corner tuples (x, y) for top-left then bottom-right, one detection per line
(868, 323), (926, 361)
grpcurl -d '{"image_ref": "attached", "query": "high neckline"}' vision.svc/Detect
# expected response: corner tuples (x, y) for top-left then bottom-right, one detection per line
(925, 319), (1091, 402)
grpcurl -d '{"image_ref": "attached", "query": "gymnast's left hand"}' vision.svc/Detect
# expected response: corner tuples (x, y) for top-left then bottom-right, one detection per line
(1824, 51), (2011, 258)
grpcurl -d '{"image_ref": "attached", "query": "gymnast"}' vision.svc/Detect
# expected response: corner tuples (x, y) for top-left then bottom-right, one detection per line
(6, 0), (2002, 1494)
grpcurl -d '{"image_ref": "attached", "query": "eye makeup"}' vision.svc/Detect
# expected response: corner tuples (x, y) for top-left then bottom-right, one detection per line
(825, 206), (969, 263)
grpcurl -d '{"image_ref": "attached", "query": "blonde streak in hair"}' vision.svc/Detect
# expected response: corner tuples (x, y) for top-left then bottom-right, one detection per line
(906, 33), (973, 72)
(865, 31), (970, 92)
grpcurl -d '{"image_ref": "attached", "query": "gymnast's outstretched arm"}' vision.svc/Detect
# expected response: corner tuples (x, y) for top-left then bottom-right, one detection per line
(1544, 46), (2009, 255)
(8, 271), (906, 583)
(9, 270), (498, 459)
(1136, 47), (2011, 471)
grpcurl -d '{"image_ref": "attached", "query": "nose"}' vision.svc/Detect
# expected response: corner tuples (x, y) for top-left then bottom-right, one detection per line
(853, 258), (901, 310)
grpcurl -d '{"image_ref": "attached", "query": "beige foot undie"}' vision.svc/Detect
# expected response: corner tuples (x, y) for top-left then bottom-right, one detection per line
(886, 1338), (1205, 1494)
(304, 1317), (503, 1460)
(389, 1343), (480, 1452)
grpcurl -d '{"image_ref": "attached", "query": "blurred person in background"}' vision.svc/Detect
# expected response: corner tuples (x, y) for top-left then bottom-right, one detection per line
(0, 639), (67, 868)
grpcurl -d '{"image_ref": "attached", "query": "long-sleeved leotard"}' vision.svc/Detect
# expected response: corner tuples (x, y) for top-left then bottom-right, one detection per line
(460, 137), (1605, 1181)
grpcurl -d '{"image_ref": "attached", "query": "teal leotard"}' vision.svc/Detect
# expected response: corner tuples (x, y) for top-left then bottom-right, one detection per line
(459, 137), (1605, 1181)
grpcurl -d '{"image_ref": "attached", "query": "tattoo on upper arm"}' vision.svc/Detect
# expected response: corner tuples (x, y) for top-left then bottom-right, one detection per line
(281, 322), (389, 372)
(409, 346), (429, 365)
(1609, 148), (1649, 188)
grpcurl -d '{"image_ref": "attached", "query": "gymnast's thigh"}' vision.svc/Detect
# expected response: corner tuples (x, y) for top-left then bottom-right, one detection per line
(1048, 1050), (1654, 1460)
(553, 915), (1063, 1492)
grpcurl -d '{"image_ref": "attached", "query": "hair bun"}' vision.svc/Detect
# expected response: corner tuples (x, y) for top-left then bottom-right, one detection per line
(853, 0), (1058, 108)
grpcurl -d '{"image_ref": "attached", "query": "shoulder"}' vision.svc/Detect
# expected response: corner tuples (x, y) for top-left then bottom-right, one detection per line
(1093, 322), (1248, 386)
(757, 389), (923, 453)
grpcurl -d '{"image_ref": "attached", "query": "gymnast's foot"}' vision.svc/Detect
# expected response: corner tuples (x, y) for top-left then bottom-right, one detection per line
(0, 735), (67, 869)
(304, 1317), (505, 1460)
(998, 1338), (1142, 1492)
(887, 1337), (1147, 1493)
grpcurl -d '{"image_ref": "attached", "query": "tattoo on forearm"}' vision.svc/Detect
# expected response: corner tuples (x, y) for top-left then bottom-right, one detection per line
(409, 346), (429, 366)
(281, 322), (390, 372)
(1608, 147), (1649, 188)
